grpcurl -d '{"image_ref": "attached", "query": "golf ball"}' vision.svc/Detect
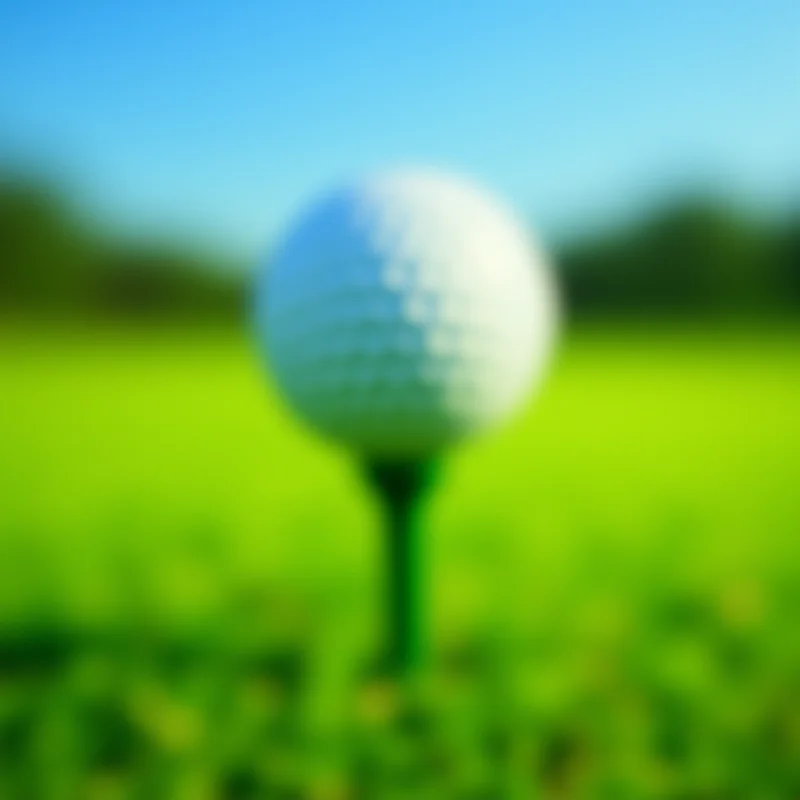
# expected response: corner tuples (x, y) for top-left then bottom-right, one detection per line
(256, 168), (558, 458)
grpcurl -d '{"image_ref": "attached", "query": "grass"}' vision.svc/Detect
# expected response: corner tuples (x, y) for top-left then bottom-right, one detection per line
(0, 321), (798, 797)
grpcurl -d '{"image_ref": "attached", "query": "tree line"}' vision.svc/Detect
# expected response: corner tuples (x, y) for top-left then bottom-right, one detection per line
(1, 174), (798, 319)
(0, 176), (243, 319)
(559, 198), (800, 316)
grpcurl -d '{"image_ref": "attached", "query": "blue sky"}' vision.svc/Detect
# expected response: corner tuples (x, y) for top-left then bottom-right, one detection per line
(1, 1), (798, 255)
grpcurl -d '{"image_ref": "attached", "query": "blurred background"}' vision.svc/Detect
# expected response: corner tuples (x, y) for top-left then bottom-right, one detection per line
(1, 2), (799, 797)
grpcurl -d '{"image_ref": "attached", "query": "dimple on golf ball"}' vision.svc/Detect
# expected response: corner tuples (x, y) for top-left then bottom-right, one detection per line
(255, 168), (558, 458)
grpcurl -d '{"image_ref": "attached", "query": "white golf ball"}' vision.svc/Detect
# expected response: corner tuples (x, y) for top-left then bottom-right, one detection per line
(255, 168), (558, 458)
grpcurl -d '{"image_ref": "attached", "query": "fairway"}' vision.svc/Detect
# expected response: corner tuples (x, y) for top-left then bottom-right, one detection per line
(0, 324), (799, 796)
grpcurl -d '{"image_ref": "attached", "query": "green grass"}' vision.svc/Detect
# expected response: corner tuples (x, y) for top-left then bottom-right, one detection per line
(0, 322), (798, 797)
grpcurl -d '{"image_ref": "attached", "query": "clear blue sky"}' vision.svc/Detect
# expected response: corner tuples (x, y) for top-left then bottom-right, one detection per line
(1, 1), (798, 255)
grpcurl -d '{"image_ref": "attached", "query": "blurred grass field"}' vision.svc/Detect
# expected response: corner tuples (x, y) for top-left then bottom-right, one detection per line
(1, 322), (799, 798)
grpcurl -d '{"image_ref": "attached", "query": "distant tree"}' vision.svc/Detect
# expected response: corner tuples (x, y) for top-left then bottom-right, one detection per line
(774, 209), (800, 306)
(0, 174), (243, 319)
(0, 178), (97, 309)
(559, 196), (780, 316)
(96, 245), (243, 318)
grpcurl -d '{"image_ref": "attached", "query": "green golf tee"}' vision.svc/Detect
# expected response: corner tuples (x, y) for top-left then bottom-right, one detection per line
(364, 459), (438, 674)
